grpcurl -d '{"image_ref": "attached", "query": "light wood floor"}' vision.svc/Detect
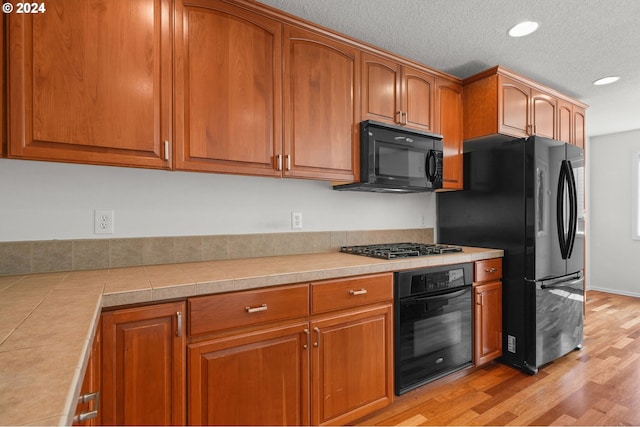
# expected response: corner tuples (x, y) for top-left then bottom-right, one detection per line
(354, 290), (640, 426)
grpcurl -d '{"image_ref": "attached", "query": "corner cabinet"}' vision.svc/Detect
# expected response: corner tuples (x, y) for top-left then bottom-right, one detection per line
(360, 51), (435, 132)
(101, 301), (186, 426)
(283, 25), (359, 181)
(73, 320), (102, 426)
(473, 259), (503, 367)
(463, 66), (587, 146)
(7, 0), (172, 169)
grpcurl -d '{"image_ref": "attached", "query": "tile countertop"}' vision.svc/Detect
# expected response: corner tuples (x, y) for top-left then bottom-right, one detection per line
(0, 247), (502, 426)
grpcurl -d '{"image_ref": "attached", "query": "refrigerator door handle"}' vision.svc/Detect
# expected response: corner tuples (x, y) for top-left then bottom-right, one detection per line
(556, 161), (569, 259)
(565, 161), (578, 259)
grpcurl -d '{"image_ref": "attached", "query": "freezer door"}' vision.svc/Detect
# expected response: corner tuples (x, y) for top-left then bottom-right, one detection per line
(534, 274), (584, 367)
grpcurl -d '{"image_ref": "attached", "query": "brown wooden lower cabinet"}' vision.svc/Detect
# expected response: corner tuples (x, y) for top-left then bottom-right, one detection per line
(186, 273), (394, 426)
(311, 303), (393, 426)
(73, 320), (101, 426)
(100, 301), (186, 426)
(188, 321), (310, 426)
(473, 259), (503, 366)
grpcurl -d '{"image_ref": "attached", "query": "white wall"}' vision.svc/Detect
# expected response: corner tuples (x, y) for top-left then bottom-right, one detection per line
(588, 129), (640, 297)
(0, 158), (436, 242)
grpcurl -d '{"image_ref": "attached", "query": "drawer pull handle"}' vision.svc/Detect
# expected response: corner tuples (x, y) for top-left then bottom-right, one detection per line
(349, 288), (368, 296)
(245, 304), (268, 313)
(484, 268), (497, 273)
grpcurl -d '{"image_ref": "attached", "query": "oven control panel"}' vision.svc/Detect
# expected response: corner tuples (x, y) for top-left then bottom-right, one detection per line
(395, 263), (472, 298)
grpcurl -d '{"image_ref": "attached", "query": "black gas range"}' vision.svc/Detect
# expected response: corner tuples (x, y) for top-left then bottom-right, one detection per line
(340, 243), (463, 260)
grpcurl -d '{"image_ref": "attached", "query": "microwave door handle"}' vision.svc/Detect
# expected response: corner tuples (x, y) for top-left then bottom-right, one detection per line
(426, 151), (436, 181)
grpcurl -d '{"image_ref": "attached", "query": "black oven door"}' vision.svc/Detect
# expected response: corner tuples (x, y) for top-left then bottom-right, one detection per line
(395, 286), (472, 395)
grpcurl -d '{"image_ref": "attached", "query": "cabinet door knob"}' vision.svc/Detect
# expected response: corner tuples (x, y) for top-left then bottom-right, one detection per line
(313, 327), (320, 347)
(276, 155), (283, 171)
(245, 304), (268, 313)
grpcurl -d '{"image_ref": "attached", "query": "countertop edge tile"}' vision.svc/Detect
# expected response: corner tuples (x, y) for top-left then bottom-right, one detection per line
(0, 248), (503, 426)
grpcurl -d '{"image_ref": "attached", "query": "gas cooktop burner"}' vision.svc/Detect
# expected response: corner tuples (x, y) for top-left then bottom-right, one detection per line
(340, 243), (463, 260)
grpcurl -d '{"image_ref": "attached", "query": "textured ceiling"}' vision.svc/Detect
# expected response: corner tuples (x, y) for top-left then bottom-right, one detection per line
(257, 0), (640, 138)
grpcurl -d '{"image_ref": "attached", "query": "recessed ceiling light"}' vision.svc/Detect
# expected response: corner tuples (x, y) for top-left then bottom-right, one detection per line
(508, 21), (539, 37)
(593, 76), (621, 86)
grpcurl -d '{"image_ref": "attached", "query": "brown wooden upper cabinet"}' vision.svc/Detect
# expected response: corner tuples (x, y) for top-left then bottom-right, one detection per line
(282, 25), (359, 181)
(173, 0), (283, 178)
(7, 0), (172, 169)
(435, 77), (464, 190)
(558, 99), (586, 149)
(463, 66), (587, 146)
(361, 52), (435, 132)
(174, 1), (358, 182)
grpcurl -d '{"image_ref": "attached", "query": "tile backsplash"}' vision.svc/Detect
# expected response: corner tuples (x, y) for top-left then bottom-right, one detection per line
(0, 228), (434, 276)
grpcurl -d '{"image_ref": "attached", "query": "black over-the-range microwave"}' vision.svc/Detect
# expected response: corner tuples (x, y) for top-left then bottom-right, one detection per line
(333, 120), (443, 193)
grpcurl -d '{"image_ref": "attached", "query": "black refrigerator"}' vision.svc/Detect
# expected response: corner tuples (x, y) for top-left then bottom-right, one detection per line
(437, 135), (584, 374)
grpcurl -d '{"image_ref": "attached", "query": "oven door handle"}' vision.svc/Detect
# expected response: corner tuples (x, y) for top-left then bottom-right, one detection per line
(405, 288), (468, 303)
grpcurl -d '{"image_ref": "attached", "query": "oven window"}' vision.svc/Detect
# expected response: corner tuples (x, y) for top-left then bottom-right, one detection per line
(377, 144), (426, 178)
(413, 311), (462, 357)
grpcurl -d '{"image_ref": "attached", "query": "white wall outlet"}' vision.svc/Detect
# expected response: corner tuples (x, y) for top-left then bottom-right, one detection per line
(95, 210), (114, 234)
(291, 211), (303, 230)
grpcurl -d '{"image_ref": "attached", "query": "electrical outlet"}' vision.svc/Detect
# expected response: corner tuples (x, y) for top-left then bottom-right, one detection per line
(291, 211), (303, 230)
(95, 210), (114, 234)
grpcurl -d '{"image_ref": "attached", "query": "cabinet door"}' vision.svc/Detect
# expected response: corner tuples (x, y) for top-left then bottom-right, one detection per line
(360, 52), (402, 125)
(188, 322), (310, 426)
(573, 106), (586, 149)
(498, 75), (530, 138)
(474, 281), (502, 367)
(531, 89), (557, 139)
(7, 0), (172, 169)
(283, 26), (359, 181)
(311, 304), (393, 426)
(435, 77), (463, 190)
(174, 0), (282, 177)
(402, 66), (435, 132)
(557, 98), (573, 144)
(101, 302), (186, 426)
(74, 320), (101, 426)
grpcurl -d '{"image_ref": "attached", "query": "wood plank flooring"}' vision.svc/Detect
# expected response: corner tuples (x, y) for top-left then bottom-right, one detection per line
(354, 290), (640, 426)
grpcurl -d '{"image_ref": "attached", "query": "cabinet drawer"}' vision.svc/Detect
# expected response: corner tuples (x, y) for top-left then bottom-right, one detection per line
(474, 258), (503, 283)
(311, 273), (393, 314)
(188, 284), (309, 336)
